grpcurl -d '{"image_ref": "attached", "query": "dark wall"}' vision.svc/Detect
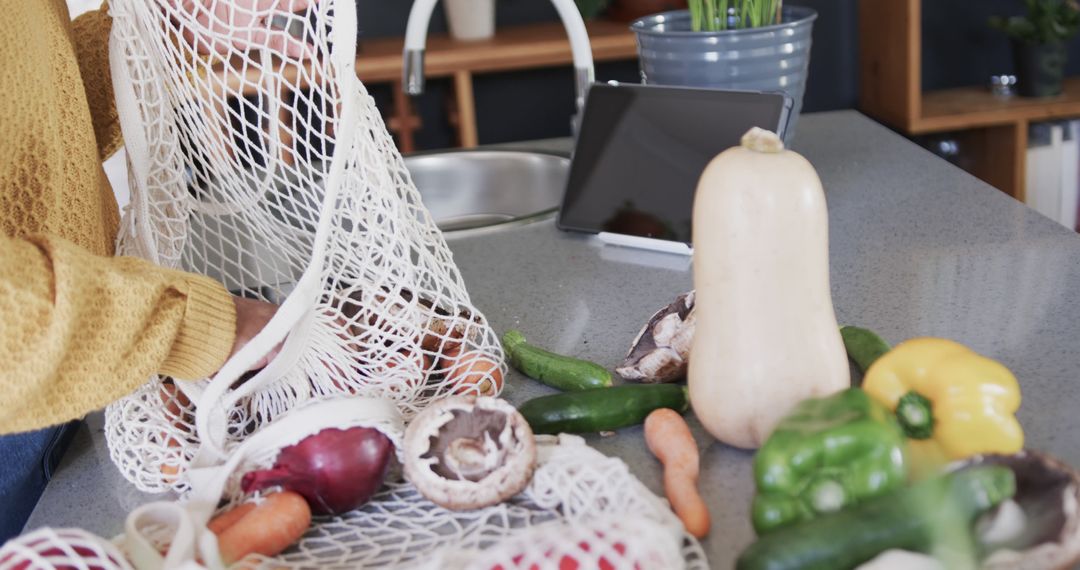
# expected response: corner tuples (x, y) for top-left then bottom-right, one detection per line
(797, 0), (859, 114)
(922, 1), (1080, 91)
(357, 0), (860, 150)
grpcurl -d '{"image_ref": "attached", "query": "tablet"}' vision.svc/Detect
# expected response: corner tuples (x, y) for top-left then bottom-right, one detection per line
(556, 83), (792, 250)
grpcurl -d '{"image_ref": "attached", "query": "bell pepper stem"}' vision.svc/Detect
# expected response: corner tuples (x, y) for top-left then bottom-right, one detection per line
(808, 478), (847, 514)
(897, 391), (934, 440)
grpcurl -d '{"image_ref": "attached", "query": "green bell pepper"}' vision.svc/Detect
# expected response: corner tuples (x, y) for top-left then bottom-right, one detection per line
(752, 388), (907, 534)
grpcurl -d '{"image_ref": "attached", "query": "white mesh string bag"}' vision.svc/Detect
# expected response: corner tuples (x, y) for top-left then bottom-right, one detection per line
(245, 433), (709, 569)
(84, 1), (713, 568)
(418, 517), (686, 570)
(406, 435), (709, 570)
(0, 430), (708, 569)
(103, 0), (505, 493)
(187, 426), (709, 569)
(0, 528), (133, 570)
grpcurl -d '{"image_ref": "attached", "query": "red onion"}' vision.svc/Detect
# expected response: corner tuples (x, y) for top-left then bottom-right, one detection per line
(241, 426), (394, 516)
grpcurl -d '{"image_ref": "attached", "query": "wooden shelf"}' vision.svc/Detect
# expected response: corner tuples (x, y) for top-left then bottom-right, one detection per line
(916, 77), (1080, 134)
(857, 0), (1080, 201)
(354, 20), (639, 83)
(217, 20), (638, 152)
(219, 20), (638, 95)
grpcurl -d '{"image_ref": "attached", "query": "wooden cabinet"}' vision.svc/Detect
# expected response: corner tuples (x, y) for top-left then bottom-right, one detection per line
(859, 0), (1080, 201)
(218, 21), (639, 153)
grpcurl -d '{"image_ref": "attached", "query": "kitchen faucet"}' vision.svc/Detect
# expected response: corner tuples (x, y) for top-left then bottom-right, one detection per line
(403, 0), (596, 134)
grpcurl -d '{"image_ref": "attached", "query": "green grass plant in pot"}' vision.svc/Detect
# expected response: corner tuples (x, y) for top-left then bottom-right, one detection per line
(991, 0), (1080, 97)
(686, 0), (783, 31)
(630, 0), (816, 143)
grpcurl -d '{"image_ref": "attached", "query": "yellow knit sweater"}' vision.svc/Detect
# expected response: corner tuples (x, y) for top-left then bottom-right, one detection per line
(0, 0), (237, 434)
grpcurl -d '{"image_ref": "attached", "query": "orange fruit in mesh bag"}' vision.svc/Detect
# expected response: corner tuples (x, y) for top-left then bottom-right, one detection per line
(442, 346), (504, 396)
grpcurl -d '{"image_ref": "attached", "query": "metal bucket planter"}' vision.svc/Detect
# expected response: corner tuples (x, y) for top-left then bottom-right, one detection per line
(631, 6), (817, 143)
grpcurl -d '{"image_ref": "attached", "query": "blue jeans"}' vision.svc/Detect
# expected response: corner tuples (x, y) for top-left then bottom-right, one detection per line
(0, 421), (80, 544)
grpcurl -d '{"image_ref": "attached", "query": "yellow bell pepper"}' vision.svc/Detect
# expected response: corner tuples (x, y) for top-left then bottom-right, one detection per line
(862, 338), (1023, 471)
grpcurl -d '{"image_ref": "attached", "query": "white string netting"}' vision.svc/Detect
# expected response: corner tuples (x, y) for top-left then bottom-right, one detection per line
(0, 528), (133, 570)
(0, 428), (707, 570)
(200, 428), (709, 570)
(70, 0), (714, 568)
(103, 0), (504, 494)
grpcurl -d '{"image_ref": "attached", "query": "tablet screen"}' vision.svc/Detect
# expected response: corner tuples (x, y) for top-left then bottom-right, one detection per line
(557, 83), (790, 244)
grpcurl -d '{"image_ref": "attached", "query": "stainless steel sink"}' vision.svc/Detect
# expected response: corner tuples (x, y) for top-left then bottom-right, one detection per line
(404, 150), (570, 233)
(249, 149), (568, 234)
(194, 149), (569, 296)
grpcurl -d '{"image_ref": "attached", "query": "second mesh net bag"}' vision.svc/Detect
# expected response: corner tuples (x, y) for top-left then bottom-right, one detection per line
(0, 430), (709, 569)
(104, 0), (505, 492)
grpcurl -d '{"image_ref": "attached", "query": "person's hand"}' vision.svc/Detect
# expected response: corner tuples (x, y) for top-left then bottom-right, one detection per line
(230, 296), (282, 371)
(176, 0), (318, 59)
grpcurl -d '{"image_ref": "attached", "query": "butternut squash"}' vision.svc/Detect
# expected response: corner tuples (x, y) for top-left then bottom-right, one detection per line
(688, 127), (849, 449)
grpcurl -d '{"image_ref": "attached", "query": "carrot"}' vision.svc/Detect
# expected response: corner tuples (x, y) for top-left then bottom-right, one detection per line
(212, 491), (312, 565)
(207, 503), (256, 535)
(644, 408), (711, 539)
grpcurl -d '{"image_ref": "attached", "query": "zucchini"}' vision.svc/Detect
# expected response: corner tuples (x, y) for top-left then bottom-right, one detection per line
(840, 325), (891, 375)
(736, 465), (1016, 570)
(502, 329), (613, 391)
(519, 384), (689, 435)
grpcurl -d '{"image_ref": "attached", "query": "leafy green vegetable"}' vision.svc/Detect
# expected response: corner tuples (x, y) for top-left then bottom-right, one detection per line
(990, 0), (1080, 44)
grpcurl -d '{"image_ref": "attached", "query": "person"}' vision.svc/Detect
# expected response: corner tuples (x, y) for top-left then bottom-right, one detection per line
(0, 0), (313, 542)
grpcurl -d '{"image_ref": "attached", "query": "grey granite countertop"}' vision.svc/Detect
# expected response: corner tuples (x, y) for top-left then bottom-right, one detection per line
(24, 110), (1080, 568)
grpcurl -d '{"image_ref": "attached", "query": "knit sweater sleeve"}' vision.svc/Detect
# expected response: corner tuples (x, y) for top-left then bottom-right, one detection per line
(71, 3), (122, 161)
(0, 234), (237, 434)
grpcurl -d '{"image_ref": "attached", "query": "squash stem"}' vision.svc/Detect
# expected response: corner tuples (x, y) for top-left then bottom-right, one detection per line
(740, 127), (785, 153)
(896, 391), (934, 440)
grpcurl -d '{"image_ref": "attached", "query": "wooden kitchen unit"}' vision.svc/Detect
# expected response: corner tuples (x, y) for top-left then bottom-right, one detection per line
(859, 0), (1080, 202)
(222, 20), (640, 153)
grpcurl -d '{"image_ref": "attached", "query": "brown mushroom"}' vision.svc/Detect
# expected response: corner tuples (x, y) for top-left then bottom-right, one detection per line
(959, 451), (1080, 569)
(403, 396), (536, 510)
(616, 291), (696, 383)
